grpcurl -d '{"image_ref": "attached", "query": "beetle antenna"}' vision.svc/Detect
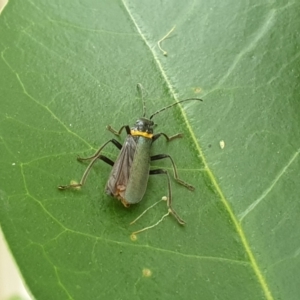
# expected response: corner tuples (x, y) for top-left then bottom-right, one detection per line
(150, 98), (203, 119)
(137, 83), (146, 117)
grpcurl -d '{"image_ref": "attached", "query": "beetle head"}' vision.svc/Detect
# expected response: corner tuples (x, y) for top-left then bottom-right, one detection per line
(132, 118), (154, 133)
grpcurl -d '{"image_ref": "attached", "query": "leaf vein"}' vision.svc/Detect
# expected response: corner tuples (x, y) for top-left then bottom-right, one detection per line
(239, 147), (300, 221)
(121, 1), (275, 299)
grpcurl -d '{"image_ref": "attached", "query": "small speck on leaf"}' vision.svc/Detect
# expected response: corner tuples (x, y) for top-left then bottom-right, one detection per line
(143, 268), (152, 277)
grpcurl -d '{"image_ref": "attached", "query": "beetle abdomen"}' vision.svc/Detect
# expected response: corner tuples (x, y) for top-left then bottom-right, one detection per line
(124, 137), (151, 204)
(105, 135), (136, 205)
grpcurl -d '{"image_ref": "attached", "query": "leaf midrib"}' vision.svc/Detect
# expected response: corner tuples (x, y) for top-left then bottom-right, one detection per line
(121, 1), (274, 299)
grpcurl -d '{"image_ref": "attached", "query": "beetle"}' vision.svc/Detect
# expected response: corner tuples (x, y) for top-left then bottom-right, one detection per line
(58, 84), (202, 225)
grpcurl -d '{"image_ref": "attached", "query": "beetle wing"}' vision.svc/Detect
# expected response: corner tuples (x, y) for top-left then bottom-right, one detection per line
(105, 135), (137, 203)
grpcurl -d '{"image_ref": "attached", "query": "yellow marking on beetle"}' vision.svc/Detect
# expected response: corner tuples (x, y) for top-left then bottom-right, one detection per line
(131, 130), (153, 139)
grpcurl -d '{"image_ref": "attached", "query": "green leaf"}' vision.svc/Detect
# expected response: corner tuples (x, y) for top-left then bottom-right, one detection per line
(1, 0), (299, 299)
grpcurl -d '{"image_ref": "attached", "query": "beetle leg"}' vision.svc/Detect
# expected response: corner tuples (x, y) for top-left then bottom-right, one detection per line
(106, 125), (131, 136)
(77, 139), (122, 161)
(152, 132), (183, 143)
(151, 154), (194, 191)
(58, 139), (118, 190)
(149, 169), (185, 225)
(97, 155), (114, 166)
